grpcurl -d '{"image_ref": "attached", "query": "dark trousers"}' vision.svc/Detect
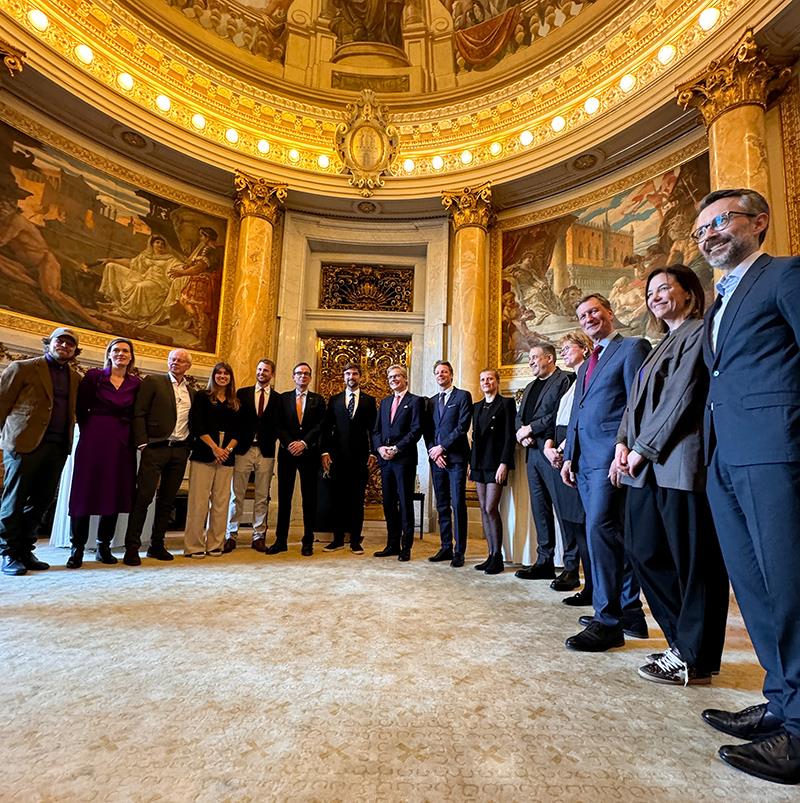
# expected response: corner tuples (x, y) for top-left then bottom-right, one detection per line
(536, 450), (580, 571)
(626, 477), (729, 672)
(275, 450), (318, 548)
(380, 461), (416, 551)
(577, 467), (642, 627)
(430, 460), (468, 555)
(526, 450), (557, 565)
(0, 441), (68, 557)
(125, 443), (189, 550)
(562, 517), (592, 595)
(707, 454), (800, 735)
(330, 460), (369, 547)
(70, 514), (119, 549)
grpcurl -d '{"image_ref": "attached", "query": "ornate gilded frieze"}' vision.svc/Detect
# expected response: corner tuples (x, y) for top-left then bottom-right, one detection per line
(676, 29), (793, 128)
(319, 264), (414, 312)
(0, 37), (25, 79)
(442, 181), (494, 231)
(233, 172), (287, 223)
(780, 75), (800, 257)
(334, 90), (400, 197)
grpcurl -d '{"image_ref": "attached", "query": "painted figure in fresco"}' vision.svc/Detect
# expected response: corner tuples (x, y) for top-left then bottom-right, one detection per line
(329, 0), (406, 48)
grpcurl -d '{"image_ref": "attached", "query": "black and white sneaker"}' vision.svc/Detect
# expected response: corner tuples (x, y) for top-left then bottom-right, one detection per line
(350, 544), (365, 555)
(323, 542), (345, 552)
(638, 647), (712, 686)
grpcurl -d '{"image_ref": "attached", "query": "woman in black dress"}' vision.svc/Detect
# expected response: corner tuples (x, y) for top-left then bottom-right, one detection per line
(469, 369), (516, 575)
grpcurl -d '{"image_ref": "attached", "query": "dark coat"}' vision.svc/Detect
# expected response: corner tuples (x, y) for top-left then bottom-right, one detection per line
(321, 389), (378, 464)
(131, 373), (196, 447)
(424, 387), (473, 464)
(234, 385), (280, 457)
(276, 390), (326, 454)
(470, 395), (516, 473)
(372, 392), (424, 466)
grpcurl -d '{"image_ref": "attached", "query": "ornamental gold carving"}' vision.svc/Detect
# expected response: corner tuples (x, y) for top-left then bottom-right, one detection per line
(334, 90), (400, 197)
(441, 181), (494, 231)
(676, 29), (792, 128)
(319, 264), (414, 312)
(233, 172), (287, 223)
(0, 37), (25, 79)
(780, 76), (800, 257)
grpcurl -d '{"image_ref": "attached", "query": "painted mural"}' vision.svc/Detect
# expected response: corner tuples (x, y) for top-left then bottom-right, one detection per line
(0, 119), (227, 353)
(500, 152), (711, 365)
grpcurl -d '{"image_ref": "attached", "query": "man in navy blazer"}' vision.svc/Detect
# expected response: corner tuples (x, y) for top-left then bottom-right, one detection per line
(372, 364), (424, 562)
(693, 189), (800, 785)
(561, 294), (651, 652)
(424, 360), (473, 567)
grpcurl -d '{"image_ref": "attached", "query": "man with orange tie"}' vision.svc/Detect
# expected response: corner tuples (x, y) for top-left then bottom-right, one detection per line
(269, 362), (326, 556)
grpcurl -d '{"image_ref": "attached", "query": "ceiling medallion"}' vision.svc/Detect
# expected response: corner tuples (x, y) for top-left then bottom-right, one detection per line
(572, 153), (598, 171)
(120, 130), (147, 149)
(334, 90), (399, 197)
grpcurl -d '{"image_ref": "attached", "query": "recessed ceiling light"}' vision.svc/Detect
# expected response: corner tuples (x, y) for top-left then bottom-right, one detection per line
(155, 95), (171, 112)
(620, 74), (637, 92)
(657, 45), (676, 65)
(584, 97), (600, 115)
(460, 150), (473, 164)
(225, 128), (239, 144)
(191, 114), (206, 130)
(288, 149), (300, 163)
(27, 9), (49, 31)
(490, 142), (502, 156)
(318, 154), (331, 169)
(519, 130), (534, 146)
(402, 158), (415, 173)
(431, 155), (444, 171)
(74, 44), (94, 65)
(551, 116), (566, 132)
(117, 73), (134, 92)
(257, 139), (270, 154)
(698, 7), (720, 30)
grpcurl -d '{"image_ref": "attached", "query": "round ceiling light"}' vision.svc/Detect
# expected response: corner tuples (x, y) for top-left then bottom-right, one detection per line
(225, 128), (239, 144)
(657, 45), (676, 65)
(402, 158), (415, 173)
(619, 74), (637, 93)
(551, 116), (566, 132)
(191, 114), (207, 130)
(155, 95), (171, 112)
(27, 9), (49, 31)
(318, 154), (331, 169)
(460, 150), (473, 164)
(519, 130), (534, 146)
(288, 149), (301, 163)
(117, 73), (134, 92)
(257, 139), (270, 154)
(698, 7), (720, 30)
(584, 97), (600, 115)
(74, 44), (94, 65)
(431, 155), (444, 171)
(490, 142), (502, 156)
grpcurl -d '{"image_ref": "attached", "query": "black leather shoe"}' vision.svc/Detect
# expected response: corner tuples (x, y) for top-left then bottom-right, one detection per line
(719, 732), (800, 785)
(96, 543), (118, 565)
(146, 545), (174, 561)
(123, 548), (141, 566)
(474, 557), (490, 571)
(21, 552), (49, 571)
(563, 590), (593, 606)
(374, 546), (400, 557)
(550, 570), (580, 591)
(398, 549), (411, 562)
(2, 555), (27, 576)
(265, 542), (288, 555)
(703, 703), (785, 740)
(222, 537), (237, 553)
(484, 553), (504, 575)
(450, 552), (465, 567)
(565, 621), (625, 652)
(622, 617), (649, 639)
(301, 545), (313, 556)
(66, 548), (84, 569)
(428, 547), (453, 562)
(514, 562), (555, 580)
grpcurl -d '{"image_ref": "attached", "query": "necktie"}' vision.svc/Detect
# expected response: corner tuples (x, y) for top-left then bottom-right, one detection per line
(583, 345), (603, 391)
(438, 392), (446, 414)
(347, 393), (355, 418)
(390, 394), (401, 423)
(257, 388), (265, 416)
(296, 392), (304, 424)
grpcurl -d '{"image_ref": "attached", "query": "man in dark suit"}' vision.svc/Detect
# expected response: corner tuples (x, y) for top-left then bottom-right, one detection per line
(320, 362), (377, 554)
(0, 327), (80, 576)
(224, 358), (280, 553)
(560, 294), (651, 651)
(124, 348), (195, 566)
(514, 342), (573, 583)
(424, 360), (473, 567)
(372, 364), (424, 562)
(269, 361), (326, 557)
(693, 189), (800, 785)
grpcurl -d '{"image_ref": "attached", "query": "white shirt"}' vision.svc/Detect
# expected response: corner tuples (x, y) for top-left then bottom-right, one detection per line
(555, 380), (577, 428)
(711, 250), (763, 351)
(254, 384), (271, 414)
(169, 373), (191, 441)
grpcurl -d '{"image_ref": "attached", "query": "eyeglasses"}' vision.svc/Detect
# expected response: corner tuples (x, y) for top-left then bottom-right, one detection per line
(691, 210), (757, 243)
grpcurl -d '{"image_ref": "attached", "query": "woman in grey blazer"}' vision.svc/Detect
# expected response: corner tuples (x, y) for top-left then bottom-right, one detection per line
(613, 264), (729, 686)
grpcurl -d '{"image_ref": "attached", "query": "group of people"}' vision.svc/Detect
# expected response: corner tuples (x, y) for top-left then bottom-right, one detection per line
(0, 187), (798, 784)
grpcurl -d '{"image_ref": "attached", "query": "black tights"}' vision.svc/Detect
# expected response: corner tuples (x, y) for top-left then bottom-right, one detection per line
(70, 514), (119, 549)
(475, 482), (505, 555)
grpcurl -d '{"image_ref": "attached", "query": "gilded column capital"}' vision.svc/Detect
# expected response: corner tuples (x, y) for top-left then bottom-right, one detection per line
(676, 29), (792, 128)
(233, 171), (288, 223)
(441, 181), (494, 232)
(1, 38), (25, 80)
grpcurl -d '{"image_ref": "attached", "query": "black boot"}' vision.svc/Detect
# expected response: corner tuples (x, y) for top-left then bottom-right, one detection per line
(68, 516), (90, 569)
(95, 515), (119, 564)
(96, 542), (118, 564)
(484, 552), (504, 575)
(66, 547), (83, 569)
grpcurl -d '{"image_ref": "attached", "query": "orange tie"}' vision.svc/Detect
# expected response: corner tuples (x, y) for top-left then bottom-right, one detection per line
(296, 393), (304, 424)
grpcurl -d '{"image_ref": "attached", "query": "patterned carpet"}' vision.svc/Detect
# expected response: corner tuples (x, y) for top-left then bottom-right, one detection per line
(2, 526), (791, 802)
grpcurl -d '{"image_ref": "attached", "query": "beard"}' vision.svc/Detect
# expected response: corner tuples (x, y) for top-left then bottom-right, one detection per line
(702, 235), (752, 269)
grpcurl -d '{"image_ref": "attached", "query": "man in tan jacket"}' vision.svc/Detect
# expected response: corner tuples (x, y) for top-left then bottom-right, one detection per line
(0, 327), (80, 576)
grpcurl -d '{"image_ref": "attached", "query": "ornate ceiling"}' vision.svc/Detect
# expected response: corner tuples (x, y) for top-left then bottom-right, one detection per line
(0, 0), (797, 208)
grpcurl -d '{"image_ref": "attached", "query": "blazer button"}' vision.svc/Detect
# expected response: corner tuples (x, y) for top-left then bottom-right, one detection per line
(712, 370), (720, 377)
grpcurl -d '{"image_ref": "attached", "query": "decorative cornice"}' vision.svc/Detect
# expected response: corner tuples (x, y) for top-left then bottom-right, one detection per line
(676, 28), (793, 127)
(0, 36), (25, 79)
(233, 172), (287, 222)
(442, 181), (494, 231)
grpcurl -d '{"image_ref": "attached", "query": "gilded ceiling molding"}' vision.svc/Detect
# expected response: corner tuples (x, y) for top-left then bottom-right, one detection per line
(676, 29), (793, 127)
(0, 36), (25, 79)
(779, 76), (800, 256)
(442, 181), (494, 231)
(233, 172), (288, 222)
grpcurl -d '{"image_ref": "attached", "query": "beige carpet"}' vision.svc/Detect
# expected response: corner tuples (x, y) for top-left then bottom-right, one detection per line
(2, 525), (792, 802)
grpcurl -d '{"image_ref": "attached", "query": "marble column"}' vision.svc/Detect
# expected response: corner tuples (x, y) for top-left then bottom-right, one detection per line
(228, 172), (287, 383)
(441, 181), (493, 398)
(677, 29), (791, 255)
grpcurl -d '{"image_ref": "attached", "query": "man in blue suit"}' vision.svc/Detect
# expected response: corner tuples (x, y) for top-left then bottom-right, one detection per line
(561, 294), (651, 651)
(693, 189), (800, 785)
(372, 364), (424, 562)
(424, 360), (473, 567)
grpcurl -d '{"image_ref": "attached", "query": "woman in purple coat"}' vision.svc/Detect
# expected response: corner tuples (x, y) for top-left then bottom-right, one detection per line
(66, 338), (141, 568)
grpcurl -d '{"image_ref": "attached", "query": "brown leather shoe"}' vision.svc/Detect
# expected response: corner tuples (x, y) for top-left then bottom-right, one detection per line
(222, 538), (237, 553)
(251, 537), (265, 552)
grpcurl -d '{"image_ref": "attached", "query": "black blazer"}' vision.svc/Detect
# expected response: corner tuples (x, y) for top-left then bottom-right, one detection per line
(470, 395), (516, 473)
(189, 393), (240, 466)
(515, 367), (571, 458)
(423, 387), (473, 464)
(372, 392), (424, 466)
(276, 390), (326, 454)
(321, 390), (378, 464)
(132, 373), (195, 447)
(234, 385), (280, 457)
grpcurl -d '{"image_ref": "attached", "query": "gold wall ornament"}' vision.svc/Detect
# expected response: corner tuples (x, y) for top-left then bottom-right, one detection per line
(334, 90), (400, 197)
(780, 75), (800, 257)
(676, 29), (793, 128)
(233, 172), (288, 223)
(319, 264), (414, 312)
(0, 37), (25, 79)
(441, 181), (494, 231)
